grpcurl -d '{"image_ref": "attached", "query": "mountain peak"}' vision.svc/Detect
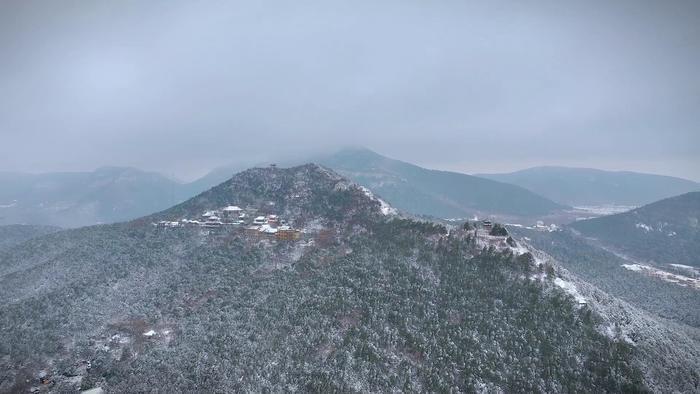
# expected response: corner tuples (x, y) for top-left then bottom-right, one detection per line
(315, 149), (566, 219)
(153, 163), (397, 227)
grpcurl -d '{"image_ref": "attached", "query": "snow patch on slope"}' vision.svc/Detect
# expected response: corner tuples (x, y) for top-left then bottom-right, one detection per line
(635, 223), (653, 232)
(622, 264), (700, 289)
(669, 264), (698, 274)
(554, 278), (587, 304)
(358, 186), (397, 215)
(554, 278), (586, 304)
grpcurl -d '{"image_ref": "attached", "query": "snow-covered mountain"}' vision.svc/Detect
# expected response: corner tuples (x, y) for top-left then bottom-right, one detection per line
(4, 164), (694, 392)
(0, 149), (569, 228)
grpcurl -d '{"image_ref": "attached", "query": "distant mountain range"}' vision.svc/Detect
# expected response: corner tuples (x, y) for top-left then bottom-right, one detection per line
(0, 150), (568, 227)
(176, 148), (570, 221)
(310, 148), (567, 220)
(3, 164), (696, 392)
(0, 167), (193, 228)
(2, 149), (698, 227)
(571, 191), (700, 268)
(478, 166), (700, 207)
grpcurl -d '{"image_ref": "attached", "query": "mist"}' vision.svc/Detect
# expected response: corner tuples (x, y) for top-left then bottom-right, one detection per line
(1, 0), (698, 181)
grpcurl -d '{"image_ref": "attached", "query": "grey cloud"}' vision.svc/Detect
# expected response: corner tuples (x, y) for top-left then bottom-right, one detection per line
(0, 0), (698, 180)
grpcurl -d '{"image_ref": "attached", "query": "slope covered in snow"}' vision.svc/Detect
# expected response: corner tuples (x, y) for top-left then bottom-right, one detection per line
(0, 165), (658, 393)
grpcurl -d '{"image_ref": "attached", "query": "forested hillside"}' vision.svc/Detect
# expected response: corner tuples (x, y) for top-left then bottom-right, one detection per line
(512, 226), (700, 328)
(571, 192), (700, 267)
(0, 225), (60, 253)
(0, 165), (668, 393)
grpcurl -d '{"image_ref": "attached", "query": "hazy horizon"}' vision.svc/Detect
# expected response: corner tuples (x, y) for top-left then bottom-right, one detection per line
(1, 1), (699, 181)
(2, 145), (699, 185)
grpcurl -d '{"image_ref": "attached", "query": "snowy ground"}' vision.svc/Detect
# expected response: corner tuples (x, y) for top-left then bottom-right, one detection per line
(358, 186), (397, 215)
(474, 231), (587, 305)
(669, 264), (699, 276)
(622, 264), (700, 289)
(553, 278), (587, 304)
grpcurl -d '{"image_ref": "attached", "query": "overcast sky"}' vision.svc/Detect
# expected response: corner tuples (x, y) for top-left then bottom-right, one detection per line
(1, 0), (699, 181)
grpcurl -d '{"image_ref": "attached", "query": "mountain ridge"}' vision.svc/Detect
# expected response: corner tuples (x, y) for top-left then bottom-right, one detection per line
(478, 166), (700, 206)
(146, 163), (396, 227)
(570, 191), (700, 268)
(3, 150), (698, 227)
(0, 167), (192, 228)
(2, 164), (681, 392)
(310, 148), (568, 220)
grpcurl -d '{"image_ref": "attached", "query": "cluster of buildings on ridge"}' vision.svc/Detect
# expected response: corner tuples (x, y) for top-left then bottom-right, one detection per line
(154, 205), (302, 240)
